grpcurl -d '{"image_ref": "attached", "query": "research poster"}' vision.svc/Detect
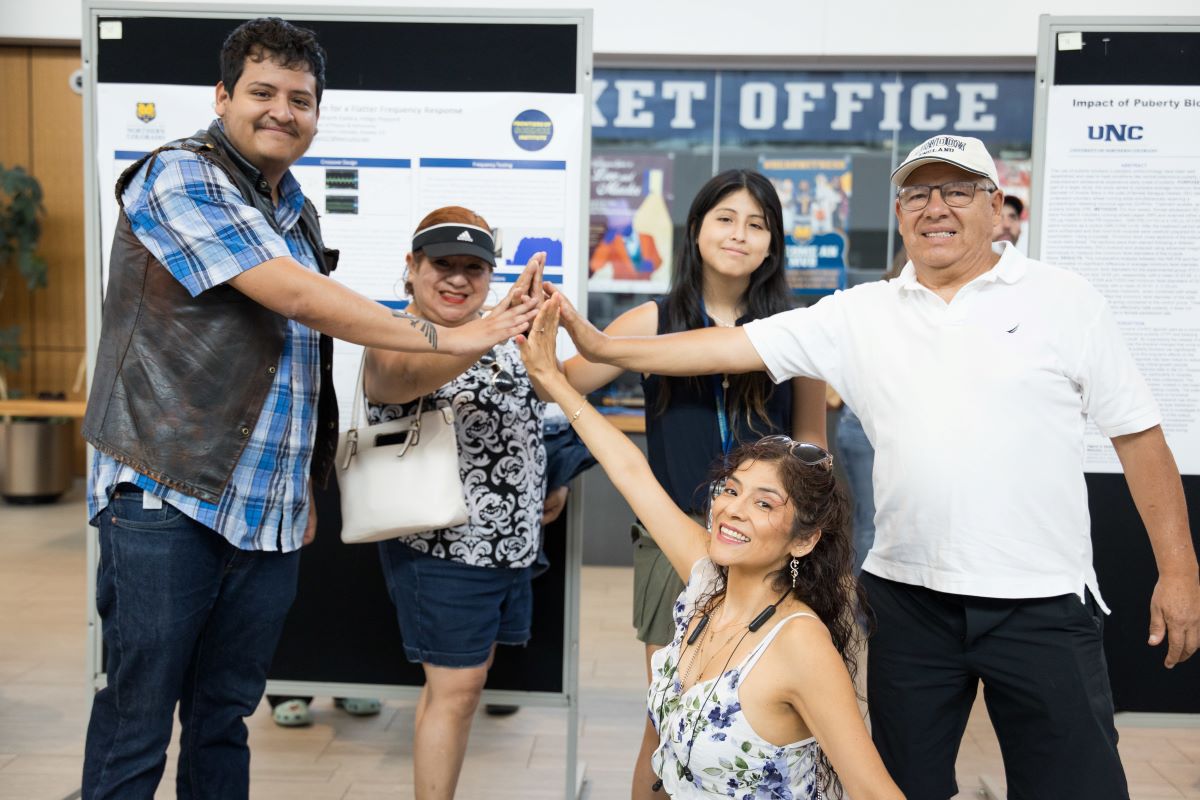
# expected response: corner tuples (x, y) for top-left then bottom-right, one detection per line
(587, 153), (675, 294)
(95, 84), (584, 426)
(759, 156), (851, 295)
(1041, 85), (1200, 475)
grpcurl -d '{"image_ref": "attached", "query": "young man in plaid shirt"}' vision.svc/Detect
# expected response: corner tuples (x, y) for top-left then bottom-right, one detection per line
(82, 17), (539, 799)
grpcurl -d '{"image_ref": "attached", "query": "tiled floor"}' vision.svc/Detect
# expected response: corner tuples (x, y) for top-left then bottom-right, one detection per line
(1, 482), (1198, 798)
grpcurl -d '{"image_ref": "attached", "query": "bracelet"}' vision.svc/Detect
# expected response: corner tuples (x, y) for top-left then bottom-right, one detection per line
(569, 404), (586, 423)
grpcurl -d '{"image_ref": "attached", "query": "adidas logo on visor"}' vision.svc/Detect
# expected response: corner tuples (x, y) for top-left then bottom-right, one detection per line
(457, 230), (473, 242)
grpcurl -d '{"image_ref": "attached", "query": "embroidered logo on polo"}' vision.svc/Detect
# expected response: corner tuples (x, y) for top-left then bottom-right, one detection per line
(1007, 323), (1020, 334)
(456, 230), (473, 242)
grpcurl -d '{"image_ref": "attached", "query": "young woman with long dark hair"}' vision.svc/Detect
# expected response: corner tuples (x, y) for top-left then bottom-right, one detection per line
(564, 169), (826, 797)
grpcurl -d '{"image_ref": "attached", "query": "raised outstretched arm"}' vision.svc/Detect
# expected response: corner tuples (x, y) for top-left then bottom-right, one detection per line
(561, 299), (658, 395)
(228, 254), (541, 357)
(519, 297), (708, 579)
(365, 253), (546, 405)
(547, 284), (766, 378)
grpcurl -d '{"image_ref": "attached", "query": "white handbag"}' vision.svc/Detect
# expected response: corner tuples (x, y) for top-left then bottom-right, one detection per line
(336, 354), (468, 544)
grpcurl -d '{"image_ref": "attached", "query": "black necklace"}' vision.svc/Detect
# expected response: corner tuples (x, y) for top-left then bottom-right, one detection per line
(651, 589), (790, 793)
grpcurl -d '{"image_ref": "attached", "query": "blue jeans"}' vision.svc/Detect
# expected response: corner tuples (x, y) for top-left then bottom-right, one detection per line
(82, 484), (300, 800)
(835, 407), (876, 574)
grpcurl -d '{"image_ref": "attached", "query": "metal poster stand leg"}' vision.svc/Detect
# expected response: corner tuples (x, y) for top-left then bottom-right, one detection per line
(564, 475), (585, 798)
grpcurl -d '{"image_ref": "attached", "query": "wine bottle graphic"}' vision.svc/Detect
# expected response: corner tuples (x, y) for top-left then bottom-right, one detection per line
(632, 168), (672, 278)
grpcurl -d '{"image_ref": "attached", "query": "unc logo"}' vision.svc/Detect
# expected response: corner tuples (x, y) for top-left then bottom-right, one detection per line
(1087, 124), (1143, 142)
(136, 102), (156, 123)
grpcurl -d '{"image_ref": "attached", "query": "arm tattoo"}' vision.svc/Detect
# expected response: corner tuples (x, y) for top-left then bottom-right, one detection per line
(392, 310), (438, 351)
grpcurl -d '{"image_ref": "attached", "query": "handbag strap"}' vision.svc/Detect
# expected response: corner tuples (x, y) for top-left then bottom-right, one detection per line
(342, 351), (429, 471)
(348, 349), (424, 434)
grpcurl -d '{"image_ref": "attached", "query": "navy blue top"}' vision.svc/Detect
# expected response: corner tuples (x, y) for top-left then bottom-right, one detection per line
(642, 297), (793, 514)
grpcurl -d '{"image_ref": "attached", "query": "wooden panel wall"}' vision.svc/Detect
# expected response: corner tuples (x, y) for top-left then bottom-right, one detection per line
(0, 48), (34, 399)
(0, 46), (86, 472)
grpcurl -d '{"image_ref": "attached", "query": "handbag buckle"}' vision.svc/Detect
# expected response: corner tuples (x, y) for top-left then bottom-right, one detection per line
(341, 428), (359, 470)
(395, 416), (420, 458)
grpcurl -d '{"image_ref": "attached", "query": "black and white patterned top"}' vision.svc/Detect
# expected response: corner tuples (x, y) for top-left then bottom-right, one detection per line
(367, 339), (546, 569)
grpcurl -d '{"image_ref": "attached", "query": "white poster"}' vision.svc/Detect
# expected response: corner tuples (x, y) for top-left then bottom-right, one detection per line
(1042, 85), (1200, 475)
(96, 84), (584, 427)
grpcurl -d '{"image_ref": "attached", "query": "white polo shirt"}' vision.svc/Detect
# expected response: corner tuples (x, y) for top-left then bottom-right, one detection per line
(744, 243), (1160, 605)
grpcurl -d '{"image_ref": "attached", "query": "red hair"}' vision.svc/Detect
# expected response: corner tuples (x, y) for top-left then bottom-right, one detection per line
(414, 205), (490, 237)
(405, 206), (492, 295)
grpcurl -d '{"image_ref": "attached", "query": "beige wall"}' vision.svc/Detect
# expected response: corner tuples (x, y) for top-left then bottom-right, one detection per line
(5, 1), (1200, 59)
(0, 46), (87, 472)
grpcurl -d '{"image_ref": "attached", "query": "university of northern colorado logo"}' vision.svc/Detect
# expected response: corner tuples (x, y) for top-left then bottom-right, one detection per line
(136, 102), (156, 123)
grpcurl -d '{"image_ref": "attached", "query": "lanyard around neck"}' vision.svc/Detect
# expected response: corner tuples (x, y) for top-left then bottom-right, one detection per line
(699, 298), (733, 457)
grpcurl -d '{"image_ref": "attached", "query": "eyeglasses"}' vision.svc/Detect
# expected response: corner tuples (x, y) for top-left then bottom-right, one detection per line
(478, 349), (516, 394)
(758, 435), (834, 469)
(896, 181), (994, 212)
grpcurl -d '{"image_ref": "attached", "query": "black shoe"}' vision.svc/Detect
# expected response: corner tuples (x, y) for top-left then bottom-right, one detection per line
(484, 704), (520, 717)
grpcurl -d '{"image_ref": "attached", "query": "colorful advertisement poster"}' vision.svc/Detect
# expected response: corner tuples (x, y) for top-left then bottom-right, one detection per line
(759, 156), (851, 295)
(587, 153), (675, 294)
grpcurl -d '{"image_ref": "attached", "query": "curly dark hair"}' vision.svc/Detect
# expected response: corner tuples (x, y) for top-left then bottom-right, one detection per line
(655, 169), (792, 433)
(220, 17), (327, 103)
(698, 436), (869, 798)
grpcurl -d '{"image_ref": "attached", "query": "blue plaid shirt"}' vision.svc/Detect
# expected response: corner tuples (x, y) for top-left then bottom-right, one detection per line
(89, 141), (322, 552)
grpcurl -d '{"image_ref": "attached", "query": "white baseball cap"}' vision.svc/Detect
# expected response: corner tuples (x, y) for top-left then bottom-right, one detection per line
(891, 135), (999, 186)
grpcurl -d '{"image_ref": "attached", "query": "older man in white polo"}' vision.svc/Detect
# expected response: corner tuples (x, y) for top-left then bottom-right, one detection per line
(557, 134), (1200, 799)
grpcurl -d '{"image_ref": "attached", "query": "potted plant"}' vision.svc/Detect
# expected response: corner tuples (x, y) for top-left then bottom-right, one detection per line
(0, 163), (72, 504)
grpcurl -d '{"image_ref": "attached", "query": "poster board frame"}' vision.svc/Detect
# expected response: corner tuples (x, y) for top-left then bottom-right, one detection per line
(81, 3), (593, 795)
(1029, 14), (1200, 713)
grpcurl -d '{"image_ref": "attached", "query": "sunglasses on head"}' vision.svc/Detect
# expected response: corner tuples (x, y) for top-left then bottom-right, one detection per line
(758, 435), (834, 469)
(478, 349), (516, 394)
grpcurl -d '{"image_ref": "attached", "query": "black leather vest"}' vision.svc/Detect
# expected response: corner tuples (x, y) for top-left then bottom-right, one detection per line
(83, 122), (339, 504)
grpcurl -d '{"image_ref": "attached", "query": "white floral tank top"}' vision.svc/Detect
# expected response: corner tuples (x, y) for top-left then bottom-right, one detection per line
(647, 558), (828, 799)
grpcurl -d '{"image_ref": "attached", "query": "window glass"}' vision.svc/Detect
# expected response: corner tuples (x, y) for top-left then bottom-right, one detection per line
(717, 70), (1034, 277)
(892, 71), (1035, 266)
(588, 69), (718, 405)
(585, 66), (1034, 401)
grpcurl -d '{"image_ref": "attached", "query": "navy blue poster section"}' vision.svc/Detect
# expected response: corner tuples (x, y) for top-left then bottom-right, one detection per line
(270, 474), (567, 693)
(1054, 31), (1200, 87)
(1087, 474), (1199, 712)
(97, 16), (577, 93)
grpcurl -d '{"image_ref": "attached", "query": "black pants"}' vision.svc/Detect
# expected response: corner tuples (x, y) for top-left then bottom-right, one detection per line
(861, 572), (1129, 800)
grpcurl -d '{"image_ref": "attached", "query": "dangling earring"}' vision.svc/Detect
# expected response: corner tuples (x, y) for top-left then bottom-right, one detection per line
(789, 556), (800, 589)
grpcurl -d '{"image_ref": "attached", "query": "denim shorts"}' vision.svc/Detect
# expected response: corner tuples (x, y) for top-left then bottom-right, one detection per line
(377, 540), (533, 668)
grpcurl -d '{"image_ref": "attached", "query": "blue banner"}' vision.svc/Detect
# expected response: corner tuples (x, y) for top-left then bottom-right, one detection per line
(419, 158), (566, 170)
(592, 69), (716, 143)
(593, 69), (1034, 146)
(295, 156), (410, 168)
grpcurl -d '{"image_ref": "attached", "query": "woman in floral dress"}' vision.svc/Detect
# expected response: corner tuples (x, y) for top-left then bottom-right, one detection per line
(520, 299), (904, 799)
